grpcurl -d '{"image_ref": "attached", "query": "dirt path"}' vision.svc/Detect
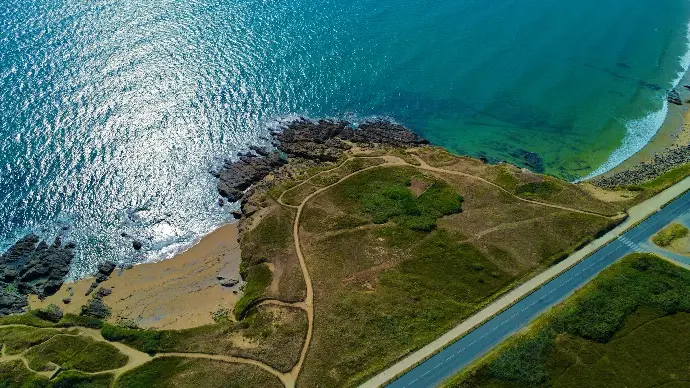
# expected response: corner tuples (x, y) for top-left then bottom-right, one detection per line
(410, 155), (617, 218)
(270, 153), (619, 386)
(1, 153), (624, 388)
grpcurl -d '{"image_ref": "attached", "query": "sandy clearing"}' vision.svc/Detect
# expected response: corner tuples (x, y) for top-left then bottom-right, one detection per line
(30, 224), (242, 330)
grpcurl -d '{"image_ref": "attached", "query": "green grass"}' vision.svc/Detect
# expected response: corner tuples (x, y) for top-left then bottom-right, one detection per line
(238, 204), (303, 313)
(234, 263), (272, 319)
(0, 312), (56, 328)
(102, 306), (306, 372)
(446, 254), (690, 387)
(652, 223), (689, 247)
(515, 181), (561, 199)
(0, 326), (77, 355)
(334, 167), (463, 231)
(298, 224), (512, 387)
(629, 163), (690, 194)
(0, 359), (49, 387)
(0, 312), (103, 330)
(0, 359), (114, 388)
(282, 182), (319, 206)
(49, 371), (113, 388)
(24, 335), (128, 373)
(115, 357), (283, 388)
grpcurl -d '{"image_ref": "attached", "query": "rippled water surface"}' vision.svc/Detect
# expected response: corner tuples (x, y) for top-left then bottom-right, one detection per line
(2, 0), (690, 276)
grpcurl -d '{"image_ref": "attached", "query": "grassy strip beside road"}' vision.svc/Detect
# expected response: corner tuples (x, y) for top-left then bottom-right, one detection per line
(445, 254), (690, 387)
(363, 174), (690, 388)
(652, 223), (689, 247)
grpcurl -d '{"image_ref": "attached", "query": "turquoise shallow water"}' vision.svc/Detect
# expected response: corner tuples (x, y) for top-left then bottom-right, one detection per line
(2, 0), (690, 276)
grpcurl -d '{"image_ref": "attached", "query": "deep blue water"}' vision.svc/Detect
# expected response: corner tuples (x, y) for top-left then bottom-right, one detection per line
(2, 0), (690, 276)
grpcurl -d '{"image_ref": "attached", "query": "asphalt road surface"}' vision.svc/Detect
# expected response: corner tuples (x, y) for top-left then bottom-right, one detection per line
(388, 190), (690, 388)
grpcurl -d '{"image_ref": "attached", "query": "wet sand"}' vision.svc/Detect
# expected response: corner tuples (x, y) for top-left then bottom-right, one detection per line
(30, 223), (243, 330)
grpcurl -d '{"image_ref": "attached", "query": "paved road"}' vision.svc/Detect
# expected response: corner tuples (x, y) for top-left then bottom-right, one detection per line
(388, 190), (690, 388)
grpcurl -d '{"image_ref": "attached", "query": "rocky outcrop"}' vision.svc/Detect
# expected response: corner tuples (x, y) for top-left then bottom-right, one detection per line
(592, 143), (690, 188)
(216, 117), (428, 204)
(668, 89), (683, 106)
(216, 152), (286, 202)
(85, 261), (117, 296)
(0, 234), (75, 316)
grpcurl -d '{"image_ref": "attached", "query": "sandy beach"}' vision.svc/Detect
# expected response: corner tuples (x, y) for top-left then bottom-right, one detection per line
(599, 101), (690, 177)
(30, 223), (243, 330)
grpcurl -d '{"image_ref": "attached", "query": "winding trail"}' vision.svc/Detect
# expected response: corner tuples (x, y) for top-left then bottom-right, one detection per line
(0, 153), (621, 388)
(268, 153), (619, 386)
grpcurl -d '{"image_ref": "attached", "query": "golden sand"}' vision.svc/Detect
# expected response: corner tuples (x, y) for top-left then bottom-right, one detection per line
(29, 223), (242, 330)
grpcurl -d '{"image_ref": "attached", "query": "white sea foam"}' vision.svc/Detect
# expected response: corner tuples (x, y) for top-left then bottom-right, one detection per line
(580, 102), (669, 181)
(581, 19), (690, 182)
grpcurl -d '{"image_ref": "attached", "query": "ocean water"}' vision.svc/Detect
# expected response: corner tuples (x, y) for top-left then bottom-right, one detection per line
(2, 0), (690, 277)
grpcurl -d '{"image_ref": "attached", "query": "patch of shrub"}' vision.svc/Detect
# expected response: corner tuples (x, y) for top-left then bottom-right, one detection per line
(34, 304), (63, 323)
(515, 181), (560, 198)
(487, 330), (554, 384)
(336, 167), (462, 231)
(652, 223), (689, 247)
(101, 323), (162, 355)
(234, 263), (272, 319)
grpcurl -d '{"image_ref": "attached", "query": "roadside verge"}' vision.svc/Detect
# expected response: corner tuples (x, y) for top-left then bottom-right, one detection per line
(360, 175), (690, 388)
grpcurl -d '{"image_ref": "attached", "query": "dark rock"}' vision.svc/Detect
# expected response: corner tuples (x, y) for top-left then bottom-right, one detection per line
(218, 198), (225, 207)
(510, 149), (545, 173)
(231, 210), (243, 220)
(668, 89), (683, 106)
(85, 281), (99, 296)
(0, 234), (75, 315)
(352, 120), (429, 147)
(120, 232), (129, 238)
(96, 287), (112, 298)
(0, 289), (28, 316)
(97, 261), (116, 276)
(2, 269), (18, 282)
(95, 273), (109, 283)
(593, 142), (690, 188)
(132, 240), (143, 250)
(34, 304), (63, 322)
(215, 116), (428, 209)
(218, 276), (239, 288)
(80, 297), (111, 319)
(249, 145), (271, 157)
(217, 152), (286, 202)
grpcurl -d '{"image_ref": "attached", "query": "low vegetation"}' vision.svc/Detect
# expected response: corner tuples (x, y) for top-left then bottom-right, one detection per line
(238, 204), (305, 317)
(102, 305), (306, 372)
(0, 326), (77, 355)
(115, 357), (282, 388)
(295, 163), (616, 386)
(0, 360), (114, 388)
(25, 334), (127, 373)
(652, 223), (689, 247)
(445, 254), (690, 387)
(627, 163), (690, 195)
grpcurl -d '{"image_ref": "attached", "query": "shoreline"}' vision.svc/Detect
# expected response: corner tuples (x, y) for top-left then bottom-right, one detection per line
(30, 223), (243, 330)
(595, 99), (690, 179)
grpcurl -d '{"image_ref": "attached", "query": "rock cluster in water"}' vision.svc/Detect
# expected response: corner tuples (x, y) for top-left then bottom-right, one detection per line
(509, 149), (545, 173)
(0, 234), (75, 316)
(216, 118), (429, 204)
(592, 143), (690, 188)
